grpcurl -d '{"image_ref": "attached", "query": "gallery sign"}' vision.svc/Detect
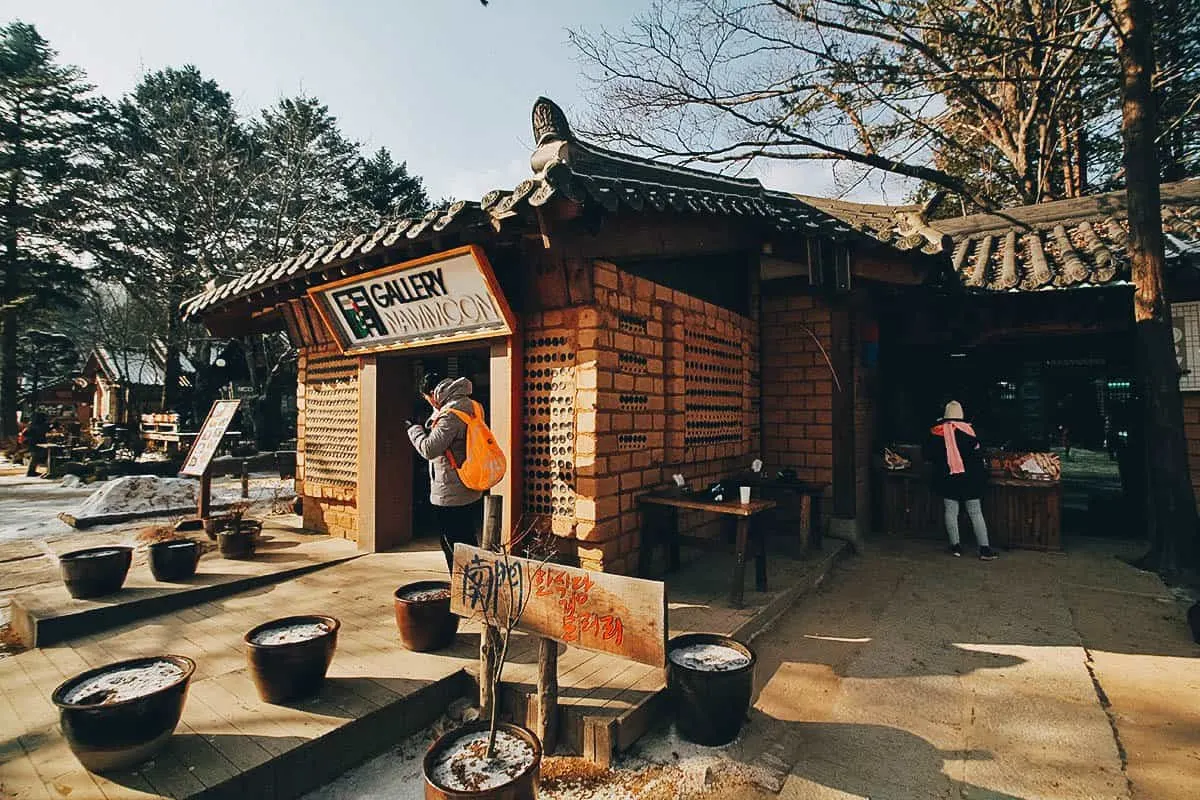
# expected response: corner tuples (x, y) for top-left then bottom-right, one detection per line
(309, 245), (515, 355)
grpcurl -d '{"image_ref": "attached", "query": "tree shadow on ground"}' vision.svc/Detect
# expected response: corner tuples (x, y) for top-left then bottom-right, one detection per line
(641, 708), (1026, 800)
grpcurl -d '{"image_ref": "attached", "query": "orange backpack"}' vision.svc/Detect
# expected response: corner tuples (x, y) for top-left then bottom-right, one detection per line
(443, 400), (507, 491)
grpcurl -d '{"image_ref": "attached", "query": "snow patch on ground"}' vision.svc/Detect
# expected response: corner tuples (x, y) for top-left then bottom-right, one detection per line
(74, 476), (198, 519)
(61, 660), (185, 705)
(0, 471), (294, 543)
(303, 713), (761, 800)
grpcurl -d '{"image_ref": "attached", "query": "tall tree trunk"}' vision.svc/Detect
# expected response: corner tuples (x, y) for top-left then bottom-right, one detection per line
(0, 308), (17, 437)
(1, 104), (21, 438)
(1115, 0), (1200, 575)
(161, 289), (183, 412)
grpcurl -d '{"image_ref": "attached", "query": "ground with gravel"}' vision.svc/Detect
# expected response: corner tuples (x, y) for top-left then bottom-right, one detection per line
(303, 537), (1199, 800)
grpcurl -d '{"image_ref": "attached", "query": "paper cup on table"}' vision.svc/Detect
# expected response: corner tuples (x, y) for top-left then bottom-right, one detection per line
(739, 486), (751, 504)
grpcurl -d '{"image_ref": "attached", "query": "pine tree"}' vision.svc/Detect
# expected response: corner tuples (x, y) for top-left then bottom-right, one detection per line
(348, 147), (431, 223)
(94, 66), (255, 412)
(247, 96), (363, 264)
(0, 22), (103, 436)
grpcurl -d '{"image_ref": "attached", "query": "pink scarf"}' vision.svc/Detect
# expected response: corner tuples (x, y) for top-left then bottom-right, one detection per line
(940, 421), (976, 475)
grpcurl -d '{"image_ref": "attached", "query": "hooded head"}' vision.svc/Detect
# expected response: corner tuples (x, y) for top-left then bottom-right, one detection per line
(432, 377), (473, 408)
(942, 400), (965, 421)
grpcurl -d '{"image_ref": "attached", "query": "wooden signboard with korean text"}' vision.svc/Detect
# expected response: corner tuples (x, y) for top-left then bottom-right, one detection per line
(308, 245), (516, 357)
(451, 544), (667, 667)
(180, 399), (241, 477)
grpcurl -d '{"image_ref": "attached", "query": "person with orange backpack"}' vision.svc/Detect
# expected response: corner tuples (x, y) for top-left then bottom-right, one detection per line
(406, 373), (506, 572)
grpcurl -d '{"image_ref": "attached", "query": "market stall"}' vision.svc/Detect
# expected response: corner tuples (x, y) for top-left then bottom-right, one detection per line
(879, 449), (1062, 550)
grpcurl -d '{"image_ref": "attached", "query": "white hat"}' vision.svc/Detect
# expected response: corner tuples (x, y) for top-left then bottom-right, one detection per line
(943, 400), (964, 420)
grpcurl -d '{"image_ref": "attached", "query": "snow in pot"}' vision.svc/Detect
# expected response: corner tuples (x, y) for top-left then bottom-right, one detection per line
(668, 643), (752, 672)
(61, 659), (186, 705)
(398, 586), (451, 602)
(250, 621), (331, 646)
(69, 548), (122, 560)
(429, 729), (537, 792)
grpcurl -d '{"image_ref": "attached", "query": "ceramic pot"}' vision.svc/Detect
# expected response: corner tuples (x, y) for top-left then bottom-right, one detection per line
(59, 546), (133, 599)
(244, 615), (339, 703)
(394, 581), (459, 652)
(217, 530), (255, 559)
(422, 721), (541, 800)
(148, 540), (201, 582)
(234, 519), (263, 538)
(667, 632), (756, 746)
(52, 654), (195, 773)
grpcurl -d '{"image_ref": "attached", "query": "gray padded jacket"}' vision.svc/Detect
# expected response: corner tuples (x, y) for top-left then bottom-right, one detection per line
(407, 378), (484, 507)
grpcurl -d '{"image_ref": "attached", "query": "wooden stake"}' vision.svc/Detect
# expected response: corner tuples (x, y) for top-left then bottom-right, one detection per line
(537, 637), (559, 753)
(198, 470), (212, 533)
(240, 460), (249, 499)
(479, 494), (503, 719)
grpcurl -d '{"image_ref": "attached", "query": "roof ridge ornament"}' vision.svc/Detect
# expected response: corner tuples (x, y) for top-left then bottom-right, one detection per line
(532, 97), (573, 146)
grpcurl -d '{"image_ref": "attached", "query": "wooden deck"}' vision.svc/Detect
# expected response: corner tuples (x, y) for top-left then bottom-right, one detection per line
(9, 521), (361, 647)
(0, 539), (847, 799)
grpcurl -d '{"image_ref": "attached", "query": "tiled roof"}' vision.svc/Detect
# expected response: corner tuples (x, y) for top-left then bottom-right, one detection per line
(182, 97), (864, 320)
(790, 195), (948, 255)
(801, 180), (1200, 292)
(92, 345), (194, 387)
(943, 181), (1200, 291)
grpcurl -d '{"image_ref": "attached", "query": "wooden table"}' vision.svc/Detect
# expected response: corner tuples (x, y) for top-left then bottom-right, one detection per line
(731, 475), (828, 553)
(638, 491), (778, 608)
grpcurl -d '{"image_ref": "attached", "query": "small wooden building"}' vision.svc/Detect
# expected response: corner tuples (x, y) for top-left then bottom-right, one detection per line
(84, 344), (195, 431)
(184, 96), (1200, 566)
(183, 97), (936, 568)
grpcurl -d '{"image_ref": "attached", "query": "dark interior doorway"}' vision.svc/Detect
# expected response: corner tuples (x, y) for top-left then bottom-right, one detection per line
(876, 289), (1141, 539)
(408, 348), (492, 540)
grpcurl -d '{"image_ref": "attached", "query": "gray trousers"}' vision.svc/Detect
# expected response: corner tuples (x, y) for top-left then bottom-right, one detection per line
(944, 498), (990, 547)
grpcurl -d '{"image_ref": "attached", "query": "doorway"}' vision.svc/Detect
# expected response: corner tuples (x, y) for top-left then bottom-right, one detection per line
(408, 348), (493, 541)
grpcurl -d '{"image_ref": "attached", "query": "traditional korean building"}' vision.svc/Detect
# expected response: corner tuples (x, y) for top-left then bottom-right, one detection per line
(183, 95), (1200, 568)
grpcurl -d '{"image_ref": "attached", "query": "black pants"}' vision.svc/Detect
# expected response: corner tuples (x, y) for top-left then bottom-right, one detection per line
(433, 499), (483, 573)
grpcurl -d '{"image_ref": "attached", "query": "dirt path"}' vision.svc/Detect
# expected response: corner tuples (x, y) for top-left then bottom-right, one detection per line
(609, 538), (1196, 799)
(299, 538), (1198, 800)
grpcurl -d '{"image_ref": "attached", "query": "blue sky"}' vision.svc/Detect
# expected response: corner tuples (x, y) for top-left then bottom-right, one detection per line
(7, 1), (906, 203)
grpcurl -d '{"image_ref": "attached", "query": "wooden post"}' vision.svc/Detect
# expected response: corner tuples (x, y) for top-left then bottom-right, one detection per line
(479, 494), (503, 719)
(240, 460), (249, 499)
(198, 470), (212, 523)
(536, 638), (558, 753)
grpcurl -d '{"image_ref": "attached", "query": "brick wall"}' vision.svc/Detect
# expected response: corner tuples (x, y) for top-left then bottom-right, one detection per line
(296, 346), (360, 541)
(527, 261), (759, 575)
(761, 293), (834, 485)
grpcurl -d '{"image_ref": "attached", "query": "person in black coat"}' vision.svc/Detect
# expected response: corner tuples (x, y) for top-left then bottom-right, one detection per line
(923, 401), (998, 560)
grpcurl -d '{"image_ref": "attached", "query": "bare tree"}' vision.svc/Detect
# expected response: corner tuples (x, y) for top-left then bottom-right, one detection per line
(571, 0), (1118, 209)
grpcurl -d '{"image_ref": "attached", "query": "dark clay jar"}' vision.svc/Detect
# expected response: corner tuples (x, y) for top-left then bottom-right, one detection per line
(394, 581), (459, 652)
(59, 546), (133, 599)
(667, 632), (756, 746)
(217, 530), (255, 559)
(148, 539), (201, 582)
(244, 615), (340, 704)
(52, 654), (195, 773)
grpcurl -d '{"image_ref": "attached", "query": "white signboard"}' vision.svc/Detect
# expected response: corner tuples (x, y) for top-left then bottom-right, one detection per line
(180, 399), (240, 477)
(310, 245), (515, 355)
(1172, 302), (1200, 392)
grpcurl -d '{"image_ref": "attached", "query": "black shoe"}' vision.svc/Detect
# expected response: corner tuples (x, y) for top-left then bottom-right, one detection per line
(950, 544), (962, 557)
(979, 546), (998, 561)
